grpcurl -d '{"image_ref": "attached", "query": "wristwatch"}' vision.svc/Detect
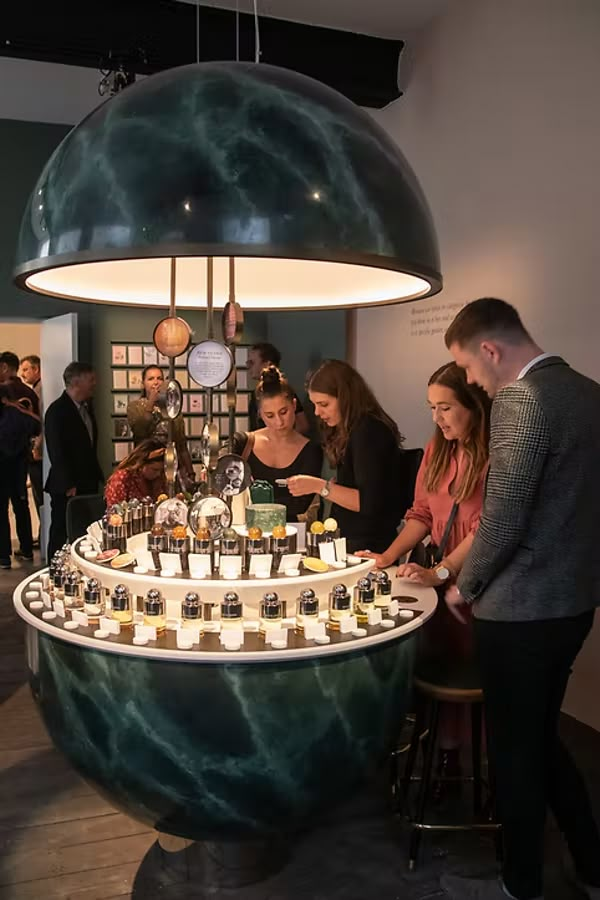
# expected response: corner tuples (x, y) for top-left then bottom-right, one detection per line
(434, 562), (451, 582)
(320, 479), (331, 498)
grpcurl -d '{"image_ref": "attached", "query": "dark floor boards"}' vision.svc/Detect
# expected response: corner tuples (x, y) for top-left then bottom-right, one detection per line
(1, 559), (599, 899)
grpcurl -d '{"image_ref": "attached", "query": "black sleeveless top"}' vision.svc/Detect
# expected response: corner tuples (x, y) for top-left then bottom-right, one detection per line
(232, 433), (323, 522)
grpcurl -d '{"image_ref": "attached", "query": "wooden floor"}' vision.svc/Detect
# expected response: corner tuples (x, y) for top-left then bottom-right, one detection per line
(0, 559), (155, 900)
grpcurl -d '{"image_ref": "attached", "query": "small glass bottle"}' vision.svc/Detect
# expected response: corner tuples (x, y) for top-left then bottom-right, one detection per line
(83, 577), (105, 622)
(181, 592), (203, 631)
(259, 591), (283, 635)
(111, 584), (133, 628)
(48, 551), (65, 592)
(374, 570), (392, 608)
(64, 570), (84, 610)
(53, 564), (69, 601)
(295, 588), (319, 633)
(142, 496), (155, 532)
(354, 577), (375, 624)
(131, 499), (143, 535)
(221, 591), (243, 630)
(328, 583), (352, 630)
(144, 588), (166, 633)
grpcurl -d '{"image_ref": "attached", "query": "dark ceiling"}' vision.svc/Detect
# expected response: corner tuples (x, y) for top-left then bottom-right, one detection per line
(2, 1), (403, 107)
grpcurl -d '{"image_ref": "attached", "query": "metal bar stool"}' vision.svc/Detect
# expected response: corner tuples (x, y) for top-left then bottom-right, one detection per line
(394, 658), (501, 870)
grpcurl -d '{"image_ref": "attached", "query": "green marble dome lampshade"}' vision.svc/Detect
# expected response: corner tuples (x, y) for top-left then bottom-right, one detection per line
(14, 62), (441, 311)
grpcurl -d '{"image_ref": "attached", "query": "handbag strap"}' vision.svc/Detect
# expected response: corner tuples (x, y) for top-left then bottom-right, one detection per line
(241, 431), (256, 462)
(433, 501), (459, 564)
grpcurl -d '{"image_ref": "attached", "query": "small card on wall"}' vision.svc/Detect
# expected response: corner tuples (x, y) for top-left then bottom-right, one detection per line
(111, 345), (127, 365)
(219, 555), (242, 578)
(143, 345), (158, 366)
(127, 345), (143, 366)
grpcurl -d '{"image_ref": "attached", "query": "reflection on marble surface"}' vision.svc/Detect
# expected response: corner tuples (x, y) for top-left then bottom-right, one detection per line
(31, 629), (415, 840)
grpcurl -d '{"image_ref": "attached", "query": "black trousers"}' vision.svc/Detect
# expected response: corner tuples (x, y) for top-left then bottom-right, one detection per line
(0, 454), (33, 560)
(29, 459), (43, 513)
(47, 493), (68, 561)
(475, 611), (600, 899)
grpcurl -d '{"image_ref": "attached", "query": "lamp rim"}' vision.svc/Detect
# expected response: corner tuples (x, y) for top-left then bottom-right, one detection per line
(14, 242), (442, 311)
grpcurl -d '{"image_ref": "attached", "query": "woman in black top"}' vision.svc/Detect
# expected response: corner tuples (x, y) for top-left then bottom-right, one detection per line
(233, 367), (323, 522)
(288, 359), (404, 552)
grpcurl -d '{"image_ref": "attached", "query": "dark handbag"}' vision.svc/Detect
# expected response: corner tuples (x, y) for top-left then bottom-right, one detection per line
(409, 501), (459, 568)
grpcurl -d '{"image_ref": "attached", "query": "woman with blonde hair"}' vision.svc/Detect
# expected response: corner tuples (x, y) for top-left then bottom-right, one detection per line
(105, 438), (167, 507)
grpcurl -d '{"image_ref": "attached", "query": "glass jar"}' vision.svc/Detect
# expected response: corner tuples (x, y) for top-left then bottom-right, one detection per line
(354, 577), (375, 624)
(181, 592), (203, 631)
(328, 583), (351, 630)
(296, 588), (319, 632)
(111, 584), (133, 627)
(83, 577), (105, 622)
(259, 591), (283, 634)
(221, 591), (243, 629)
(144, 588), (166, 633)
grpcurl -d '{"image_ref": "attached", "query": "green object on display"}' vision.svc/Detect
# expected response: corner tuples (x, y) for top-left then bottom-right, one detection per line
(249, 481), (275, 504)
(245, 503), (286, 533)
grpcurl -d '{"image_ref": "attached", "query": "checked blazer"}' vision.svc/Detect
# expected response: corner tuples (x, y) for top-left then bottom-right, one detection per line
(457, 356), (600, 621)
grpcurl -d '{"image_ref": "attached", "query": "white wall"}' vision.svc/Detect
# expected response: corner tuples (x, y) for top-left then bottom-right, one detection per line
(0, 321), (41, 361)
(357, 0), (600, 729)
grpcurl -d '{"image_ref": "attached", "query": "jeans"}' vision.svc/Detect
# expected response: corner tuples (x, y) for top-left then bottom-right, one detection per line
(0, 454), (33, 560)
(475, 611), (600, 899)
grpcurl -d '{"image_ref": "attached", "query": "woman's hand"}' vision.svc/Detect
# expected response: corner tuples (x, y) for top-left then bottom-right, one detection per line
(445, 584), (468, 624)
(287, 475), (323, 497)
(395, 562), (441, 587)
(355, 550), (388, 568)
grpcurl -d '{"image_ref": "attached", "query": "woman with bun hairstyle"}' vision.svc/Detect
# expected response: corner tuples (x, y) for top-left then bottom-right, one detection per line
(232, 366), (323, 522)
(287, 359), (404, 552)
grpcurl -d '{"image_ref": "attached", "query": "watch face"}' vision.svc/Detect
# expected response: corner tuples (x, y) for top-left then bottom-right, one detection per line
(187, 340), (233, 388)
(436, 565), (450, 581)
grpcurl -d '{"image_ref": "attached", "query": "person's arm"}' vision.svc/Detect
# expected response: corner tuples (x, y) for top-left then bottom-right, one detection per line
(457, 384), (550, 603)
(127, 399), (154, 443)
(398, 529), (476, 586)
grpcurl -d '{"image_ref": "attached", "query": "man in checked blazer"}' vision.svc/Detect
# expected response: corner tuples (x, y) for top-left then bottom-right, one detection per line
(440, 299), (600, 900)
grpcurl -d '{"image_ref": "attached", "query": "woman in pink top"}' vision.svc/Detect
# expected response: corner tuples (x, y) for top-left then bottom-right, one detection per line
(359, 362), (490, 781)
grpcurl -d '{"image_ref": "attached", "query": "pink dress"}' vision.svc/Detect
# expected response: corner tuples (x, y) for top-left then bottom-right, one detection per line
(405, 440), (487, 660)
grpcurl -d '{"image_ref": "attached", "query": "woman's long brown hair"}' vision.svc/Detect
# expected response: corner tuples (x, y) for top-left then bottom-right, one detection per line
(308, 359), (403, 466)
(424, 362), (491, 503)
(114, 438), (166, 473)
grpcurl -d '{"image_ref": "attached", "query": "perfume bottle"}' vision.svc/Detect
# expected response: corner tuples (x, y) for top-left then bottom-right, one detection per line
(374, 570), (392, 608)
(296, 588), (319, 632)
(83, 578), (105, 623)
(142, 496), (155, 532)
(147, 524), (167, 570)
(64, 570), (84, 609)
(181, 592), (203, 631)
(354, 577), (375, 624)
(53, 564), (69, 601)
(328, 583), (352, 630)
(130, 499), (143, 535)
(221, 591), (243, 630)
(221, 530), (241, 558)
(144, 588), (166, 633)
(48, 550), (66, 592)
(111, 584), (133, 627)
(259, 591), (283, 634)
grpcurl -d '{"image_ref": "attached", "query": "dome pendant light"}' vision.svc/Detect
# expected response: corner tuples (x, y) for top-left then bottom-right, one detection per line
(14, 61), (441, 310)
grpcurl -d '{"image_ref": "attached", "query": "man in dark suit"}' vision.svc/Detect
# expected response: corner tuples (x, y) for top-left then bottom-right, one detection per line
(45, 362), (103, 560)
(440, 298), (600, 900)
(0, 351), (40, 568)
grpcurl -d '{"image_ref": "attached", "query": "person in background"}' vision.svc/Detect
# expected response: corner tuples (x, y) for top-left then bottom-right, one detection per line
(20, 354), (43, 547)
(440, 298), (600, 900)
(104, 439), (166, 507)
(247, 342), (310, 434)
(127, 365), (194, 488)
(358, 362), (490, 791)
(232, 366), (323, 522)
(0, 351), (40, 568)
(288, 359), (404, 552)
(44, 362), (103, 560)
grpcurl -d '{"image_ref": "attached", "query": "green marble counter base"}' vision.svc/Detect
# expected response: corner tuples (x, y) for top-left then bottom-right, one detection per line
(28, 627), (415, 840)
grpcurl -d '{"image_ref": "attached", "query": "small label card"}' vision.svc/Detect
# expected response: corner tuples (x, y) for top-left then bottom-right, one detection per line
(303, 621), (327, 641)
(71, 610), (89, 627)
(87, 522), (103, 545)
(263, 628), (288, 646)
(243, 619), (260, 632)
(53, 599), (66, 618)
(278, 553), (302, 573)
(219, 555), (242, 578)
(99, 616), (121, 635)
(188, 553), (213, 577)
(135, 549), (156, 571)
(333, 537), (347, 562)
(135, 623), (157, 641)
(295, 522), (307, 553)
(159, 552), (183, 574)
(42, 591), (52, 608)
(388, 599), (399, 617)
(339, 614), (358, 634)
(220, 627), (244, 646)
(178, 627), (201, 645)
(249, 553), (273, 576)
(318, 542), (337, 565)
(367, 607), (383, 626)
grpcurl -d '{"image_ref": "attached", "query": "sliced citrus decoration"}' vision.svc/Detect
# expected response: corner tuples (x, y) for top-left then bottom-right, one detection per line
(302, 557), (328, 573)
